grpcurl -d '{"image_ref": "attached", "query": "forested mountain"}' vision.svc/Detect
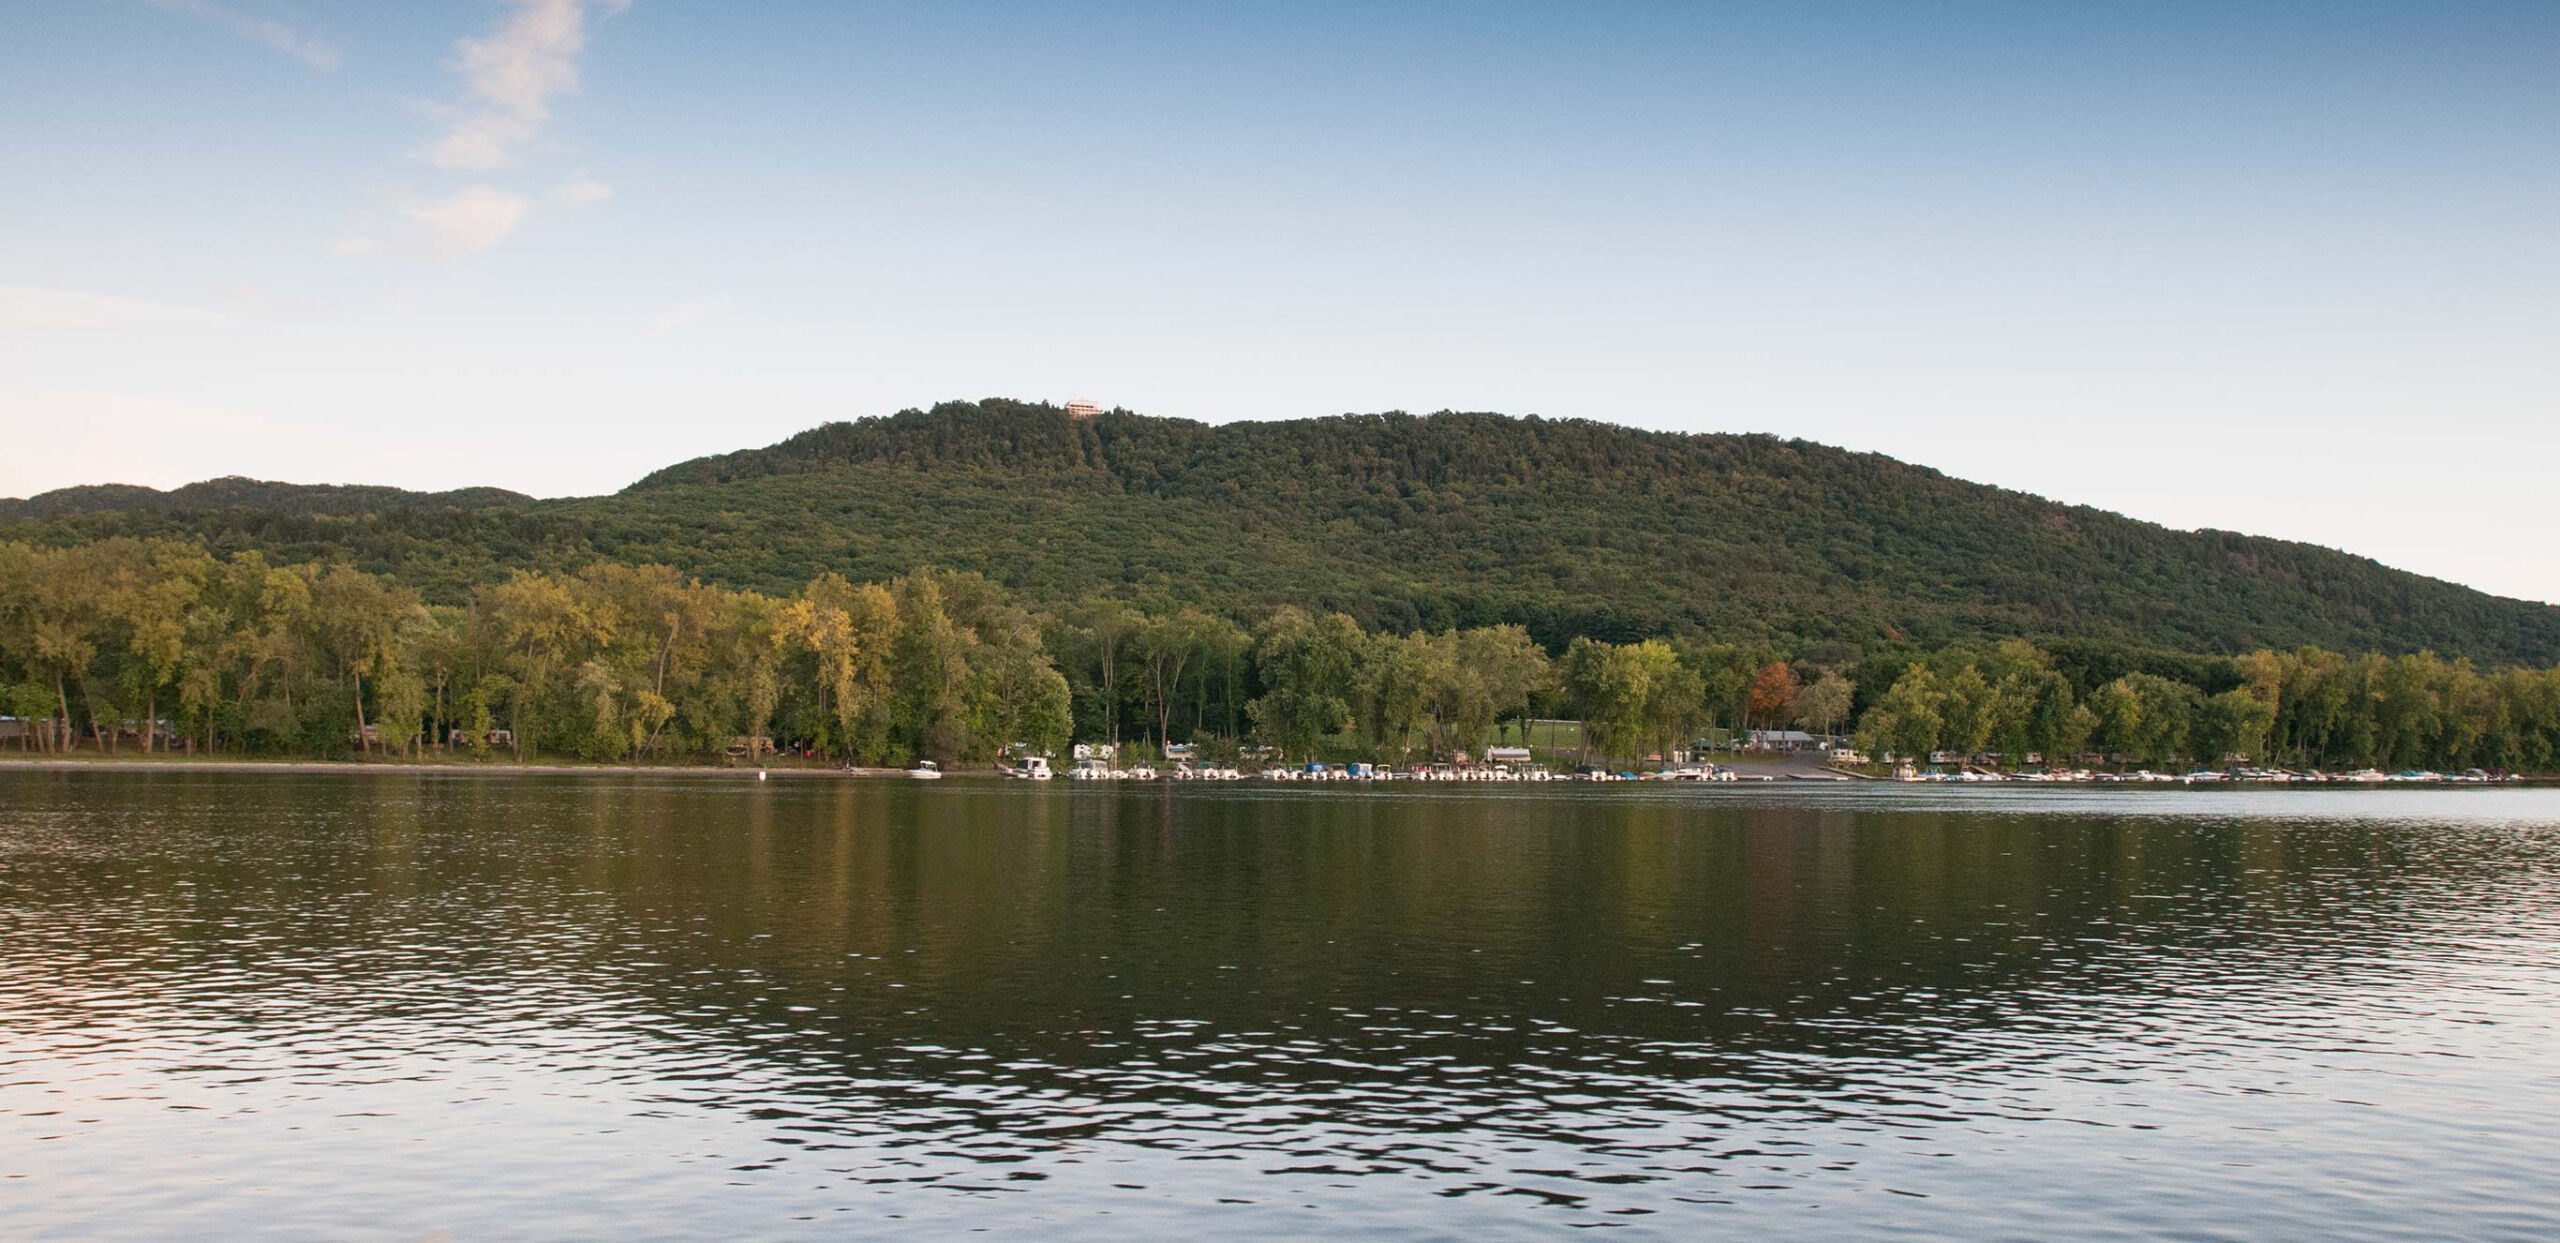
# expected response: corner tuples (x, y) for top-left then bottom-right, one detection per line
(6, 399), (2555, 665)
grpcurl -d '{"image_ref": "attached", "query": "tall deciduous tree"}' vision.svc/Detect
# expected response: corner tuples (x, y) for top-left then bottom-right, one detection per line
(480, 569), (609, 760)
(1745, 661), (1801, 735)
(1248, 607), (1360, 759)
(1857, 665), (1945, 762)
(1793, 670), (1855, 740)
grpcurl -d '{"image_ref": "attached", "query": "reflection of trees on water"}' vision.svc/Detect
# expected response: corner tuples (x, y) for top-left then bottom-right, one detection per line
(6, 774), (2549, 1204)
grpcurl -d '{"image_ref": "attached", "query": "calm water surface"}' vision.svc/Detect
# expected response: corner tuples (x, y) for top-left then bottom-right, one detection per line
(3, 772), (2556, 1239)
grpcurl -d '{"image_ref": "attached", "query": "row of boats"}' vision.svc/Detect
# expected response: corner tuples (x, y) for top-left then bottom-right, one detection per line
(1902, 766), (2517, 784)
(968, 755), (2523, 786)
(997, 757), (1776, 783)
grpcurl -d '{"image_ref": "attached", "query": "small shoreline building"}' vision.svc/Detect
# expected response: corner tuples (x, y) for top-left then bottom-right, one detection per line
(1748, 729), (1820, 751)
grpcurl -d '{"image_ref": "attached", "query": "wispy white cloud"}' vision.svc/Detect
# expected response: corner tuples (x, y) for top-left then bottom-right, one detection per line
(641, 295), (735, 338)
(552, 175), (614, 207)
(144, 0), (341, 71)
(421, 0), (628, 171)
(0, 285), (223, 330)
(326, 3), (623, 259)
(407, 186), (533, 255)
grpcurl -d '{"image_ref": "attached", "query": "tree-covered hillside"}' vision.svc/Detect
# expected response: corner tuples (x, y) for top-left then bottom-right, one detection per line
(6, 398), (2554, 665)
(0, 477), (531, 521)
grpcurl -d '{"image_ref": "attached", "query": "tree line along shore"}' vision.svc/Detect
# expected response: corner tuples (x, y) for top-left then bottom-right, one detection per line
(4, 537), (2558, 776)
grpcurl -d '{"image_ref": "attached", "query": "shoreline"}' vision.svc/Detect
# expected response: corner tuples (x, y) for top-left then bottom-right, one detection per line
(0, 756), (2545, 787)
(0, 757), (924, 779)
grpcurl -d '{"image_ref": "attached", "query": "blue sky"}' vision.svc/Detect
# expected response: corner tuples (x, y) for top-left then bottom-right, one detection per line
(5, 1), (2556, 601)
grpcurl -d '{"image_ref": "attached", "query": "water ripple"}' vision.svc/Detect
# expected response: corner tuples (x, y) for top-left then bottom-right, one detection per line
(2, 772), (2557, 1239)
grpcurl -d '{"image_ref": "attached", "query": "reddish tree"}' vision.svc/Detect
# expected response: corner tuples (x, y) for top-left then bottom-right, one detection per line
(1745, 661), (1801, 732)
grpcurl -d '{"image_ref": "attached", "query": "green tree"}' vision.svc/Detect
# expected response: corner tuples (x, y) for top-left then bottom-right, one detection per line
(1565, 638), (1685, 762)
(479, 570), (609, 760)
(1939, 665), (1997, 758)
(2196, 687), (2276, 764)
(2087, 678), (2142, 762)
(889, 572), (965, 762)
(1247, 607), (1361, 758)
(311, 564), (412, 756)
(1136, 609), (1222, 750)
(1856, 665), (1945, 762)
(1792, 670), (1855, 740)
(1642, 645), (1706, 761)
(1357, 630), (1442, 759)
(26, 546), (108, 751)
(778, 572), (899, 761)
(104, 542), (209, 753)
(1457, 624), (1554, 748)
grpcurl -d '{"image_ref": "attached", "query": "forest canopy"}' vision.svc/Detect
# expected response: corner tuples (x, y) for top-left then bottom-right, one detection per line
(6, 538), (2558, 774)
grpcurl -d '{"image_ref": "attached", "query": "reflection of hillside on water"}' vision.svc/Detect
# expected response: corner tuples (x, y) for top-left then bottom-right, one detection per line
(7, 773), (2549, 1209)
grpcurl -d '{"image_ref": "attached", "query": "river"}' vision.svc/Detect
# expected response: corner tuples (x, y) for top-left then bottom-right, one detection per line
(3, 771), (2555, 1239)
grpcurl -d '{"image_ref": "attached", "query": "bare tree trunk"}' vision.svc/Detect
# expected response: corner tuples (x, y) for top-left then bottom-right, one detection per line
(656, 618), (676, 696)
(1103, 651), (1118, 760)
(144, 691), (155, 754)
(352, 666), (370, 756)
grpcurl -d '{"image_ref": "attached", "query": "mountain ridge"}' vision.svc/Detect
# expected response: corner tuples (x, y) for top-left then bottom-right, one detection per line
(0, 476), (533, 521)
(6, 399), (2553, 665)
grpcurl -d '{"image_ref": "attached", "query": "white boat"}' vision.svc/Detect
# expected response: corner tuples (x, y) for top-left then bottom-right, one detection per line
(1008, 756), (1053, 780)
(906, 760), (943, 780)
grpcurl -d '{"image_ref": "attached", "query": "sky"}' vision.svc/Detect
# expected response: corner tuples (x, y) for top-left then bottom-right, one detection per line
(4, 1), (2555, 601)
